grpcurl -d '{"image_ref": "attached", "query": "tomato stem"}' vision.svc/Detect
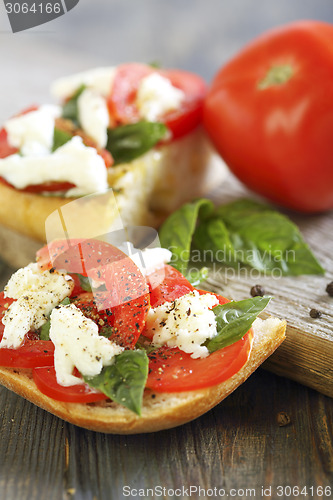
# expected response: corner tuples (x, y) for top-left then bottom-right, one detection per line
(258, 65), (294, 89)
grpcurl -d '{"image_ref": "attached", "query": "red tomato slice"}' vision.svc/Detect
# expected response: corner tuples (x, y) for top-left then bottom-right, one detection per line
(0, 106), (43, 161)
(107, 63), (207, 140)
(37, 239), (150, 348)
(37, 238), (124, 274)
(71, 292), (115, 336)
(0, 177), (77, 194)
(148, 264), (194, 309)
(145, 281), (252, 392)
(0, 339), (54, 368)
(146, 332), (252, 392)
(158, 69), (207, 139)
(0, 128), (18, 158)
(33, 366), (108, 403)
(0, 292), (54, 368)
(108, 63), (153, 124)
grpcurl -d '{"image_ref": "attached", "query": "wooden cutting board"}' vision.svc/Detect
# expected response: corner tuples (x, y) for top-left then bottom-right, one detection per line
(204, 172), (333, 398)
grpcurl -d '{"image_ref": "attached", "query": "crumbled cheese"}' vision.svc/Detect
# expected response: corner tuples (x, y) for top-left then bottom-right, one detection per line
(4, 105), (61, 157)
(49, 304), (123, 386)
(136, 72), (185, 122)
(51, 67), (116, 100)
(0, 136), (108, 196)
(1, 263), (73, 349)
(146, 290), (219, 358)
(120, 242), (172, 276)
(78, 89), (109, 148)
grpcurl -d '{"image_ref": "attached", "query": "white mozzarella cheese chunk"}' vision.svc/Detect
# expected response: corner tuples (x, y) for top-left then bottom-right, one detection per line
(146, 290), (219, 359)
(49, 304), (124, 386)
(4, 105), (61, 157)
(136, 72), (185, 122)
(1, 263), (73, 349)
(120, 243), (172, 276)
(51, 67), (116, 100)
(78, 89), (109, 148)
(0, 136), (108, 196)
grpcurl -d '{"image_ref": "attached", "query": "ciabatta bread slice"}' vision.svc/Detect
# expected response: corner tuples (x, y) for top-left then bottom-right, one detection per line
(0, 128), (226, 268)
(0, 317), (286, 434)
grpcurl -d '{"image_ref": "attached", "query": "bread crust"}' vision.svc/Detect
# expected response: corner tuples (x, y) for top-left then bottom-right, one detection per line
(0, 318), (286, 434)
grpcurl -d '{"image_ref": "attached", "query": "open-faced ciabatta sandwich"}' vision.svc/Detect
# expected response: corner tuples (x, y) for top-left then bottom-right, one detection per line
(0, 238), (286, 434)
(0, 64), (226, 267)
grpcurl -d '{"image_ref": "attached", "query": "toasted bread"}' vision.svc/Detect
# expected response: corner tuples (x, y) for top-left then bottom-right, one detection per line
(0, 128), (226, 268)
(0, 317), (286, 434)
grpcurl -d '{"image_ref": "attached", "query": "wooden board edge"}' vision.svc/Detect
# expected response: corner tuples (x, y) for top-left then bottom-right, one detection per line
(263, 325), (333, 398)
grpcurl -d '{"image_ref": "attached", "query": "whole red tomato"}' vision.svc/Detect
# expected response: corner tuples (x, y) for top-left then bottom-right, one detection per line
(203, 20), (333, 213)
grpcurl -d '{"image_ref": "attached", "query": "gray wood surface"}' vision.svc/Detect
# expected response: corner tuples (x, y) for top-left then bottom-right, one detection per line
(1, 1), (333, 499)
(0, 364), (332, 500)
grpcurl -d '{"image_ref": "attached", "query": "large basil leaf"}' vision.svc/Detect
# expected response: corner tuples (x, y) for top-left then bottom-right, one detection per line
(160, 197), (324, 276)
(52, 128), (72, 152)
(192, 216), (236, 266)
(206, 296), (271, 353)
(215, 199), (324, 275)
(83, 350), (149, 415)
(106, 121), (167, 165)
(159, 198), (214, 275)
(62, 84), (86, 124)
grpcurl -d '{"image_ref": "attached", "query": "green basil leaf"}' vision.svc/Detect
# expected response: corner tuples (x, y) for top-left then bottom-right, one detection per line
(216, 199), (324, 275)
(39, 297), (71, 340)
(98, 324), (114, 338)
(83, 350), (149, 415)
(106, 121), (168, 165)
(149, 61), (162, 69)
(215, 198), (271, 224)
(39, 320), (51, 341)
(192, 216), (236, 266)
(72, 273), (92, 292)
(52, 128), (72, 152)
(206, 296), (271, 353)
(159, 198), (214, 275)
(135, 336), (159, 355)
(159, 197), (323, 276)
(62, 84), (86, 124)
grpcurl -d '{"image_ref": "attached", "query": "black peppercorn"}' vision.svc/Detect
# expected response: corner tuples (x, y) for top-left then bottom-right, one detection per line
(326, 282), (333, 297)
(250, 285), (265, 297)
(310, 308), (322, 319)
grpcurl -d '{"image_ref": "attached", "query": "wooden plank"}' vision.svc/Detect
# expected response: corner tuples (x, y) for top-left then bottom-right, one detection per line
(0, 371), (332, 499)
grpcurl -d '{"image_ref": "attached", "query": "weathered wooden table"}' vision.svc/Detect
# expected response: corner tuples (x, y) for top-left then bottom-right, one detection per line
(1, 1), (333, 498)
